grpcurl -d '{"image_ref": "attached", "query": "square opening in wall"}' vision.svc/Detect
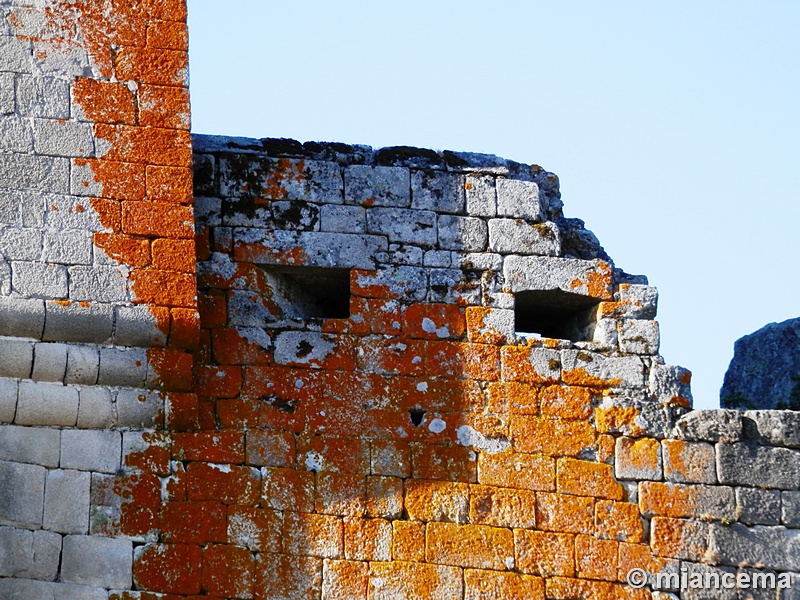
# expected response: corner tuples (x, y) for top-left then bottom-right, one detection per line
(514, 290), (600, 342)
(261, 266), (351, 320)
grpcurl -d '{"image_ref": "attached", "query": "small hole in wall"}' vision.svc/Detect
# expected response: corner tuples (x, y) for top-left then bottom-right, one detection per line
(260, 266), (351, 320)
(409, 408), (426, 426)
(514, 289), (600, 342)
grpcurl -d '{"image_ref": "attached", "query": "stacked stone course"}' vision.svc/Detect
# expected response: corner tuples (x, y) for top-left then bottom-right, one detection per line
(2, 2), (800, 599)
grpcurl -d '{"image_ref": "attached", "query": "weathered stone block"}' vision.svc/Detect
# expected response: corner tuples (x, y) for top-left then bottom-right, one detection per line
(367, 207), (437, 246)
(742, 410), (800, 449)
(65, 344), (100, 385)
(0, 296), (45, 338)
(0, 460), (45, 528)
(503, 255), (613, 299)
(344, 164), (410, 207)
(16, 380), (79, 427)
(43, 469), (90, 534)
(0, 337), (34, 378)
(16, 74), (70, 118)
(31, 342), (68, 382)
(561, 350), (644, 388)
(496, 178), (542, 221)
(661, 439), (716, 484)
(43, 300), (114, 344)
(615, 437), (662, 480)
(320, 204), (366, 233)
(411, 171), (465, 213)
(0, 73), (14, 114)
(0, 154), (70, 193)
(618, 319), (660, 355)
(97, 347), (148, 388)
(12, 260), (68, 298)
(113, 305), (167, 348)
(616, 283), (658, 319)
(116, 388), (162, 429)
(674, 409), (741, 442)
(465, 174), (496, 217)
(68, 265), (129, 303)
(782, 491), (800, 527)
(76, 387), (114, 429)
(438, 215), (488, 252)
(61, 430), (121, 473)
(0, 378), (17, 423)
(0, 424), (60, 467)
(0, 116), (33, 152)
(736, 487), (781, 526)
(42, 230), (93, 265)
(1, 228), (43, 260)
(488, 218), (559, 256)
(33, 118), (94, 157)
(708, 523), (800, 571)
(717, 442), (800, 489)
(0, 526), (61, 580)
(61, 534), (133, 589)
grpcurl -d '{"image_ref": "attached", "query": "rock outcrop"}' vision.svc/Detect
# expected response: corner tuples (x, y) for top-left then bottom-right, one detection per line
(721, 317), (800, 409)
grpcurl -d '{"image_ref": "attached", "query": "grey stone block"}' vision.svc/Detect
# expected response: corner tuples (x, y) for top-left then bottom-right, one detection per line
(32, 341), (68, 382)
(742, 410), (800, 449)
(736, 488), (781, 525)
(352, 265), (428, 303)
(616, 283), (658, 319)
(12, 260), (68, 298)
(465, 174), (496, 217)
(44, 469), (90, 533)
(97, 347), (147, 388)
(618, 319), (660, 355)
(438, 215), (488, 252)
(717, 443), (800, 489)
(61, 534), (132, 589)
(0, 190), (19, 225)
(0, 526), (61, 580)
(0, 35), (32, 72)
(194, 195), (221, 226)
(0, 424), (60, 467)
(16, 381), (78, 427)
(43, 230), (93, 265)
(33, 118), (94, 157)
(76, 387), (114, 429)
(0, 460), (45, 528)
(68, 265), (129, 303)
(676, 562), (737, 600)
(113, 305), (167, 348)
(411, 171), (465, 213)
(115, 388), (162, 429)
(496, 178), (542, 221)
(503, 255), (612, 299)
(367, 207), (437, 246)
(615, 437), (662, 480)
(43, 194), (104, 231)
(1, 227), (43, 260)
(0, 258), (9, 295)
(0, 116), (33, 152)
(0, 72), (14, 114)
(428, 267), (481, 305)
(344, 164), (410, 207)
(708, 523), (800, 571)
(320, 203), (366, 233)
(16, 74), (70, 119)
(377, 243), (424, 266)
(0, 153), (70, 194)
(674, 409), (741, 443)
(0, 337), (34, 378)
(662, 440), (716, 484)
(270, 200), (320, 231)
(423, 249), (452, 268)
(561, 350), (645, 388)
(782, 491), (800, 527)
(487, 218), (559, 255)
(220, 155), (342, 202)
(452, 252), (503, 272)
(61, 430), (121, 474)
(0, 378), (16, 423)
(65, 344), (100, 385)
(43, 300), (114, 344)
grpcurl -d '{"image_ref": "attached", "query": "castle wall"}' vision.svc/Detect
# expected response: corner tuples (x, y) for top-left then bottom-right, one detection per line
(1, 2), (800, 599)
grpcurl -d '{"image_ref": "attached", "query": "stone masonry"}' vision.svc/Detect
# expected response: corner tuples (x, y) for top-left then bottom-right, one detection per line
(2, 1), (800, 599)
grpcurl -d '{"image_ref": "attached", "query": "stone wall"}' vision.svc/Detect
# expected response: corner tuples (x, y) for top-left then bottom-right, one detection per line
(1, 1), (800, 599)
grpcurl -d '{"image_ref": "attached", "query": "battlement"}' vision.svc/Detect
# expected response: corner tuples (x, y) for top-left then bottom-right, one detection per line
(1, 2), (800, 598)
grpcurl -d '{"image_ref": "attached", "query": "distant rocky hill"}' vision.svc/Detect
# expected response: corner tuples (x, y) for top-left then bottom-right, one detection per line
(722, 317), (800, 409)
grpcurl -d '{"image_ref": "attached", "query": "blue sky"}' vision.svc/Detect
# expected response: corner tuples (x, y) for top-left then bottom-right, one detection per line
(186, 1), (800, 409)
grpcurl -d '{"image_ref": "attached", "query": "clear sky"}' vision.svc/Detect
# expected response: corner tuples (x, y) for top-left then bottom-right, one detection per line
(186, 1), (800, 409)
